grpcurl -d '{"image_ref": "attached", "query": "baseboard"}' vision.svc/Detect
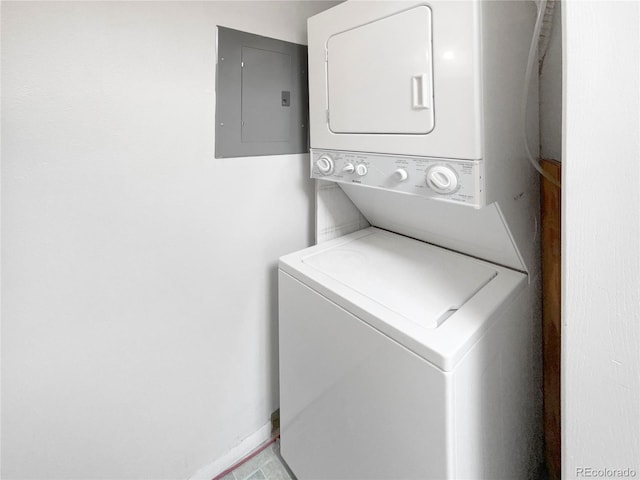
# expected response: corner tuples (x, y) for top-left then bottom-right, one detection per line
(189, 422), (272, 480)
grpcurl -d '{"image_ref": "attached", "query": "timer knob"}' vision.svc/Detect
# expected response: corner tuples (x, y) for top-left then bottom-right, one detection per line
(316, 155), (334, 175)
(343, 163), (355, 173)
(393, 168), (409, 182)
(355, 164), (368, 176)
(426, 165), (459, 194)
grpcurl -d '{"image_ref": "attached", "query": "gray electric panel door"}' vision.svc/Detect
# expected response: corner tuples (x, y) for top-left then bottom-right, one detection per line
(215, 27), (309, 158)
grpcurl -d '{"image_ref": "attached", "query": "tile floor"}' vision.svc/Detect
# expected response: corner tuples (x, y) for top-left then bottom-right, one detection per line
(220, 438), (552, 480)
(220, 439), (294, 480)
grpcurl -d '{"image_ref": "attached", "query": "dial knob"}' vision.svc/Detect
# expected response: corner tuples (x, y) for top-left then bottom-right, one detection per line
(426, 165), (459, 194)
(355, 164), (368, 176)
(316, 155), (334, 175)
(393, 168), (409, 182)
(343, 163), (355, 173)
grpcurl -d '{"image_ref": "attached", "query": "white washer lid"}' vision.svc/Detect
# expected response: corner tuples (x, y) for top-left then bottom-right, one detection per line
(302, 230), (497, 328)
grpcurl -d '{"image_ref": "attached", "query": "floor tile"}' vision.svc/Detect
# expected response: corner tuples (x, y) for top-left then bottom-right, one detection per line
(245, 470), (266, 480)
(224, 439), (296, 480)
(261, 458), (292, 480)
(230, 445), (272, 479)
(226, 437), (551, 480)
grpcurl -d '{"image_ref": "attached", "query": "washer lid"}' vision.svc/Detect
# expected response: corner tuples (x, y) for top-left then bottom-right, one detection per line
(302, 230), (497, 328)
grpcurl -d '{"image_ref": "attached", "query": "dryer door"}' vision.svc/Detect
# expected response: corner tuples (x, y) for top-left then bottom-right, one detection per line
(307, 1), (482, 160)
(327, 6), (434, 134)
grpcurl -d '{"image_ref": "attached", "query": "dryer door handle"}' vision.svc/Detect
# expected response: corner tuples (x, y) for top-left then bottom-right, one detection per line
(412, 74), (431, 110)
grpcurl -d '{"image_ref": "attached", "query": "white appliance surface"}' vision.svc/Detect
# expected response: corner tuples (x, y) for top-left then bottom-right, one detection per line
(327, 5), (434, 134)
(280, 227), (526, 370)
(302, 228), (497, 328)
(279, 228), (539, 479)
(311, 149), (484, 207)
(279, 269), (451, 480)
(307, 0), (541, 275)
(280, 1), (542, 478)
(308, 0), (482, 160)
(340, 182), (527, 272)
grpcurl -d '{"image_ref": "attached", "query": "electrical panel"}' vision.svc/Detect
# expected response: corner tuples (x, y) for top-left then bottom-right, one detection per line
(215, 27), (309, 158)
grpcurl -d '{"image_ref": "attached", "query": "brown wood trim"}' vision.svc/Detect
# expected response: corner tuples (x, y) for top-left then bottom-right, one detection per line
(541, 159), (561, 480)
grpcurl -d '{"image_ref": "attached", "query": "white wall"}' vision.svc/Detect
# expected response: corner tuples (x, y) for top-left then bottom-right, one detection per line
(563, 2), (640, 479)
(1, 2), (337, 479)
(539, 0), (562, 161)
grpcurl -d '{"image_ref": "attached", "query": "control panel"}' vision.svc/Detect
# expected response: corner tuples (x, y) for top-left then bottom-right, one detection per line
(311, 149), (484, 207)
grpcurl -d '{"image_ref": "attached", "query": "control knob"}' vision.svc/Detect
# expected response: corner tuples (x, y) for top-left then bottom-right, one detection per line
(393, 168), (408, 182)
(343, 163), (355, 173)
(426, 165), (459, 194)
(355, 164), (368, 176)
(316, 155), (334, 175)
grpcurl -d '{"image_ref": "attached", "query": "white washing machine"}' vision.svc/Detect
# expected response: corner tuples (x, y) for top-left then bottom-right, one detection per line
(279, 1), (543, 478)
(279, 228), (539, 479)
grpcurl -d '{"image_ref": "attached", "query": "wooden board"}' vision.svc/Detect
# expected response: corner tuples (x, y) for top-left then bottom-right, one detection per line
(541, 159), (561, 480)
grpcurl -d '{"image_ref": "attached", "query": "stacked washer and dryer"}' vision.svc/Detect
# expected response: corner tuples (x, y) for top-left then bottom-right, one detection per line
(279, 1), (543, 479)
